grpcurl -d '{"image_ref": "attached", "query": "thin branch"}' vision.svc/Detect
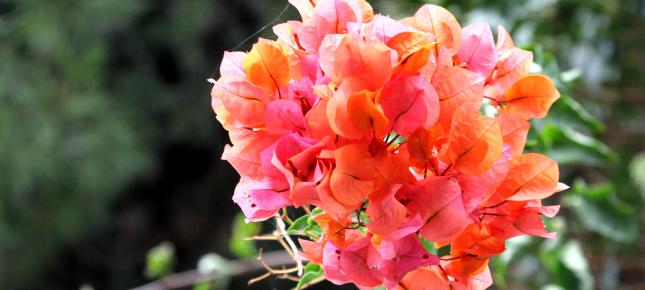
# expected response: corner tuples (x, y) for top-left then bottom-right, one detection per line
(282, 208), (294, 225)
(279, 274), (301, 282)
(276, 236), (296, 259)
(257, 249), (299, 275)
(244, 235), (278, 241)
(275, 214), (304, 276)
(291, 275), (326, 290)
(248, 272), (272, 285)
(130, 251), (295, 290)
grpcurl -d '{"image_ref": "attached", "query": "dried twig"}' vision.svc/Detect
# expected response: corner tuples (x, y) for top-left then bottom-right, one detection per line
(275, 214), (304, 276)
(244, 235), (278, 241)
(130, 251), (295, 290)
(133, 211), (311, 290)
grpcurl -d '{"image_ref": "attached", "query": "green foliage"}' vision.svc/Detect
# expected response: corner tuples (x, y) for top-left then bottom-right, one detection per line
(287, 215), (311, 234)
(566, 180), (638, 243)
(539, 240), (594, 290)
(630, 152), (645, 200)
(419, 236), (437, 255)
(229, 213), (261, 258)
(419, 236), (450, 257)
(296, 263), (324, 290)
(145, 242), (175, 279)
(195, 253), (232, 290)
(288, 209), (323, 237)
(0, 0), (152, 286)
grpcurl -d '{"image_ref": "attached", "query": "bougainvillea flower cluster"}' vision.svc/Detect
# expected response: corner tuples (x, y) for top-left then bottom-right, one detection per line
(210, 0), (567, 289)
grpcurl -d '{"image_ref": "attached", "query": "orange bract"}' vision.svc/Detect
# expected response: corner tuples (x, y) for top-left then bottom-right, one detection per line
(411, 4), (462, 55)
(501, 74), (561, 119)
(398, 267), (450, 290)
(498, 112), (530, 156)
(243, 41), (292, 95)
(432, 66), (485, 128)
(330, 144), (375, 207)
(211, 1), (567, 289)
(443, 103), (503, 176)
(319, 33), (394, 91)
(347, 90), (388, 132)
(407, 126), (443, 169)
(386, 31), (436, 73)
(497, 153), (560, 201)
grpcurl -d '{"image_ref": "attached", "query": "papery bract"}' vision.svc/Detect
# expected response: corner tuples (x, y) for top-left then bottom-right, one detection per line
(409, 4), (462, 55)
(243, 41), (292, 95)
(443, 102), (503, 176)
(403, 177), (469, 244)
(330, 144), (375, 208)
(380, 73), (439, 136)
(319, 33), (394, 91)
(457, 23), (496, 78)
(432, 66), (485, 128)
(210, 1), (567, 289)
(500, 74), (561, 119)
(497, 153), (560, 201)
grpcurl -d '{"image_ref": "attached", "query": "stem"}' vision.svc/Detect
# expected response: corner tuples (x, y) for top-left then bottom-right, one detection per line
(292, 275), (326, 290)
(386, 133), (400, 147)
(440, 164), (452, 176)
(275, 215), (304, 276)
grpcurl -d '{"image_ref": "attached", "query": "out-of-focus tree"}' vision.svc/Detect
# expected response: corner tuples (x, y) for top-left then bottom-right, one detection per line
(0, 0), (149, 287)
(0, 0), (305, 287)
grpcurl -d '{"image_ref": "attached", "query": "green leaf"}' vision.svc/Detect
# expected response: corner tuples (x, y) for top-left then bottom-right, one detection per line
(195, 254), (232, 290)
(419, 236), (437, 255)
(542, 284), (566, 290)
(491, 235), (534, 289)
(629, 152), (645, 200)
(197, 253), (231, 274)
(559, 241), (594, 290)
(565, 180), (638, 242)
(296, 263), (323, 290)
(145, 241), (175, 279)
(229, 213), (261, 258)
(437, 244), (451, 257)
(560, 126), (616, 161)
(539, 239), (581, 290)
(538, 123), (616, 164)
(309, 207), (324, 218)
(560, 68), (582, 83)
(557, 94), (604, 133)
(193, 282), (213, 290)
(547, 147), (605, 166)
(304, 221), (323, 237)
(298, 209), (324, 237)
(288, 215), (310, 234)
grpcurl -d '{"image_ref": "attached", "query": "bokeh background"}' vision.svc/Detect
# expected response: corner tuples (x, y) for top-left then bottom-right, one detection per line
(0, 0), (643, 289)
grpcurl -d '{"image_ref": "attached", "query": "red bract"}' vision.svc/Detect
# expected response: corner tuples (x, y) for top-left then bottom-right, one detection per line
(210, 1), (566, 289)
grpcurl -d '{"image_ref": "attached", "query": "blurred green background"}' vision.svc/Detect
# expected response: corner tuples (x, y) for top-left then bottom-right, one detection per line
(0, 0), (642, 289)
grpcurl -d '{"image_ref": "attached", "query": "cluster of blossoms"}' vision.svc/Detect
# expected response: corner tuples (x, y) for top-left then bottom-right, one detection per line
(210, 0), (567, 289)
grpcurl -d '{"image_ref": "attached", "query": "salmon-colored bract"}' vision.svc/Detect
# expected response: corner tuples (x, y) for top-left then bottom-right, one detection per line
(210, 1), (565, 289)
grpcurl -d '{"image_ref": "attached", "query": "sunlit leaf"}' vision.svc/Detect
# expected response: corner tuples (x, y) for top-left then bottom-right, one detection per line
(145, 242), (175, 279)
(565, 180), (638, 242)
(229, 213), (261, 258)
